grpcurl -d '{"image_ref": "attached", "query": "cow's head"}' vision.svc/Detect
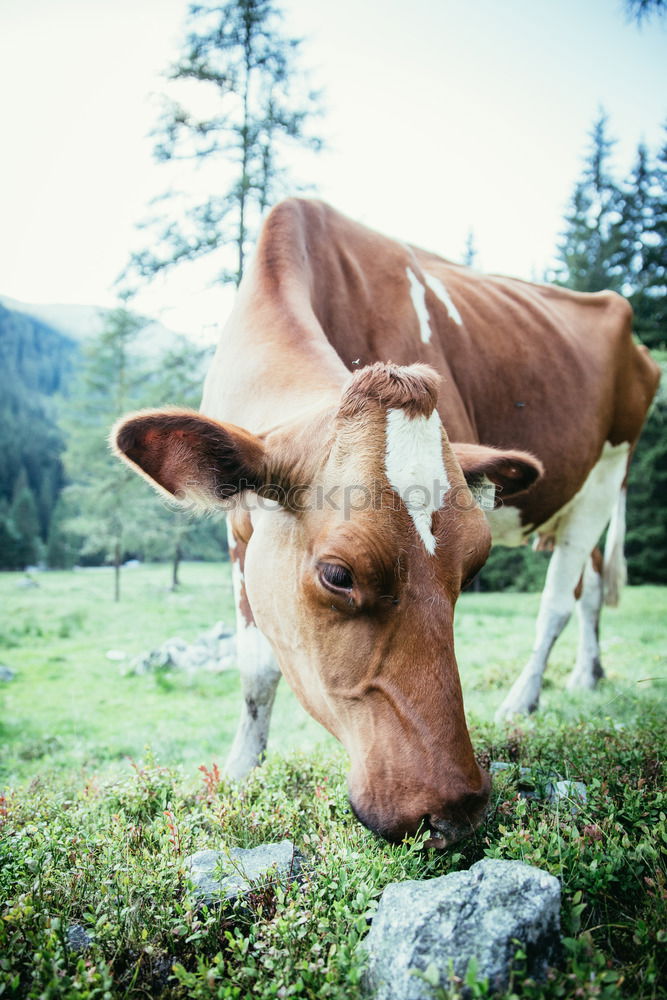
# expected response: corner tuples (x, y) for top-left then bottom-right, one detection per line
(113, 363), (542, 846)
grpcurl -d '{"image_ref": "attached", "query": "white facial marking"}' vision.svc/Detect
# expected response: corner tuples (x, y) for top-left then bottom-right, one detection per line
(424, 272), (463, 326)
(406, 267), (432, 343)
(384, 408), (450, 555)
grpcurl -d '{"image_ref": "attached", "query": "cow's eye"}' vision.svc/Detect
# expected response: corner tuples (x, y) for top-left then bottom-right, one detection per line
(319, 562), (354, 593)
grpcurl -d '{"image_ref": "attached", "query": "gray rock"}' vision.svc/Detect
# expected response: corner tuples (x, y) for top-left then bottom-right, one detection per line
(66, 923), (93, 952)
(184, 839), (303, 905)
(129, 621), (236, 675)
(361, 859), (561, 999)
(546, 780), (587, 809)
(491, 762), (587, 809)
(0, 665), (16, 682)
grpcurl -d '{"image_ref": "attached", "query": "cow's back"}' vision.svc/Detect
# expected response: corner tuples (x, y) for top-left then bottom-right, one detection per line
(204, 199), (660, 529)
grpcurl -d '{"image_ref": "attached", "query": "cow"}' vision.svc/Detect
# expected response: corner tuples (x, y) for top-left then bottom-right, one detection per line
(113, 199), (659, 848)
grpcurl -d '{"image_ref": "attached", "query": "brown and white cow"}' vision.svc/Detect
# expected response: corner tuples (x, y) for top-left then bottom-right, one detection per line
(113, 199), (659, 847)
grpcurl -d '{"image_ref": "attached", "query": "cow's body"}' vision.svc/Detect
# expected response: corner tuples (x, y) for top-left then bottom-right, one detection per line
(204, 200), (652, 528)
(116, 199), (659, 845)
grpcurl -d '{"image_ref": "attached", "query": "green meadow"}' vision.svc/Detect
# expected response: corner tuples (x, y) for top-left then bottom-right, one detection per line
(0, 564), (665, 998)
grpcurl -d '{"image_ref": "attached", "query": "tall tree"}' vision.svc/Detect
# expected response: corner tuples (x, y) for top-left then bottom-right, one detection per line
(58, 307), (159, 600)
(462, 229), (477, 267)
(625, 0), (667, 24)
(129, 0), (323, 290)
(552, 113), (626, 292)
(9, 469), (42, 569)
(632, 127), (667, 349)
(623, 140), (667, 349)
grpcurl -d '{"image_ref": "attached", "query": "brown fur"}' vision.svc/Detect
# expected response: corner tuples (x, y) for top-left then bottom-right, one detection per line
(338, 362), (440, 419)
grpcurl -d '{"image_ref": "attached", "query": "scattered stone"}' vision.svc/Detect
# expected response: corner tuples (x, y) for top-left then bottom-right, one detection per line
(66, 923), (93, 953)
(128, 621), (236, 675)
(106, 649), (126, 662)
(491, 761), (587, 809)
(16, 574), (38, 589)
(0, 665), (16, 682)
(361, 858), (561, 999)
(184, 840), (303, 905)
(490, 761), (544, 799)
(490, 761), (534, 781)
(546, 780), (587, 808)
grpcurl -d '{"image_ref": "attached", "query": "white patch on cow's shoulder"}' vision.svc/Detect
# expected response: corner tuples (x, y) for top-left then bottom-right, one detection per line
(484, 505), (528, 546)
(406, 267), (432, 343)
(423, 272), (463, 326)
(385, 408), (450, 554)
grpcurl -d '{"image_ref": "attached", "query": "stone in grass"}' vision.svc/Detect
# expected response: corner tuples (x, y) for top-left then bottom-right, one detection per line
(491, 761), (587, 808)
(67, 923), (93, 953)
(129, 622), (236, 676)
(184, 840), (303, 906)
(361, 859), (561, 1000)
(0, 665), (16, 682)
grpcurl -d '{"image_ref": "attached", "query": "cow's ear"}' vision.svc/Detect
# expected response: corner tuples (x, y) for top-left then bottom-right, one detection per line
(112, 409), (266, 508)
(452, 442), (543, 506)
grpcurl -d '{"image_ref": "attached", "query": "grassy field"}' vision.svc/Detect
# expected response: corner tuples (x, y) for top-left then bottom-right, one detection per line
(0, 564), (665, 998)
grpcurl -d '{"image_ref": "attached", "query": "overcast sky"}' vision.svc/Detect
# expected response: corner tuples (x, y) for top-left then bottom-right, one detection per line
(1, 0), (665, 339)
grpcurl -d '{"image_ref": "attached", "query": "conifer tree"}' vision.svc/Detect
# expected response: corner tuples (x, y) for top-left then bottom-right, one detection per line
(553, 113), (626, 292)
(633, 127), (667, 348)
(129, 0), (323, 289)
(625, 0), (667, 24)
(59, 307), (160, 600)
(10, 470), (41, 569)
(0, 498), (21, 570)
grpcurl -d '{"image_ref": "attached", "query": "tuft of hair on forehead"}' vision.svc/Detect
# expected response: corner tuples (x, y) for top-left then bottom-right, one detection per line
(338, 362), (441, 420)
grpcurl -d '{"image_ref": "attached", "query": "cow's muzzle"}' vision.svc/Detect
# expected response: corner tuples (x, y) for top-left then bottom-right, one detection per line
(349, 767), (491, 848)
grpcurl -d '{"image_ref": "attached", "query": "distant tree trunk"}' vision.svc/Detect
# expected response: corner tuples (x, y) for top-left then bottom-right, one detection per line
(114, 539), (121, 602)
(171, 539), (182, 591)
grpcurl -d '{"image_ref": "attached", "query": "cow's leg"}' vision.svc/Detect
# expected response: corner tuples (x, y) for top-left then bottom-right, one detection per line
(495, 441), (629, 721)
(567, 550), (604, 691)
(225, 521), (281, 780)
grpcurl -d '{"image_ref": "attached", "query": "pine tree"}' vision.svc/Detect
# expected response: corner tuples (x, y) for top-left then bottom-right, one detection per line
(58, 307), (162, 600)
(553, 113), (627, 292)
(625, 0), (667, 24)
(462, 230), (477, 267)
(0, 498), (22, 571)
(632, 127), (667, 349)
(9, 469), (42, 569)
(128, 0), (323, 289)
(46, 494), (79, 570)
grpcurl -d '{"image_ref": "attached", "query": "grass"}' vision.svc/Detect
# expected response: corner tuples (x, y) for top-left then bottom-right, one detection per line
(0, 564), (665, 998)
(0, 563), (332, 785)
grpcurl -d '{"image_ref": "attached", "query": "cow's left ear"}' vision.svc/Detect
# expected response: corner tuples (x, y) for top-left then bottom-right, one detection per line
(452, 442), (543, 505)
(112, 409), (266, 508)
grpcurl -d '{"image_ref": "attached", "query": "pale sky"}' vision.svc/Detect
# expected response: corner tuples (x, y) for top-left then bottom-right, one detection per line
(1, 0), (665, 339)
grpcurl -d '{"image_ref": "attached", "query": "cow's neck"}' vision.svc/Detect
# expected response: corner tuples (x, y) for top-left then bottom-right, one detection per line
(202, 252), (349, 435)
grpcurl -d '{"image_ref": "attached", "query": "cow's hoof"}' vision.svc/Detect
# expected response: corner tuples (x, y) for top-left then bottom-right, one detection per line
(566, 660), (604, 692)
(495, 679), (540, 722)
(494, 701), (533, 723)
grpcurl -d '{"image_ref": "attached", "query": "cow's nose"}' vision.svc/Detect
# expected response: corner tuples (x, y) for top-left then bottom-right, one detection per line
(427, 772), (491, 846)
(349, 767), (491, 847)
